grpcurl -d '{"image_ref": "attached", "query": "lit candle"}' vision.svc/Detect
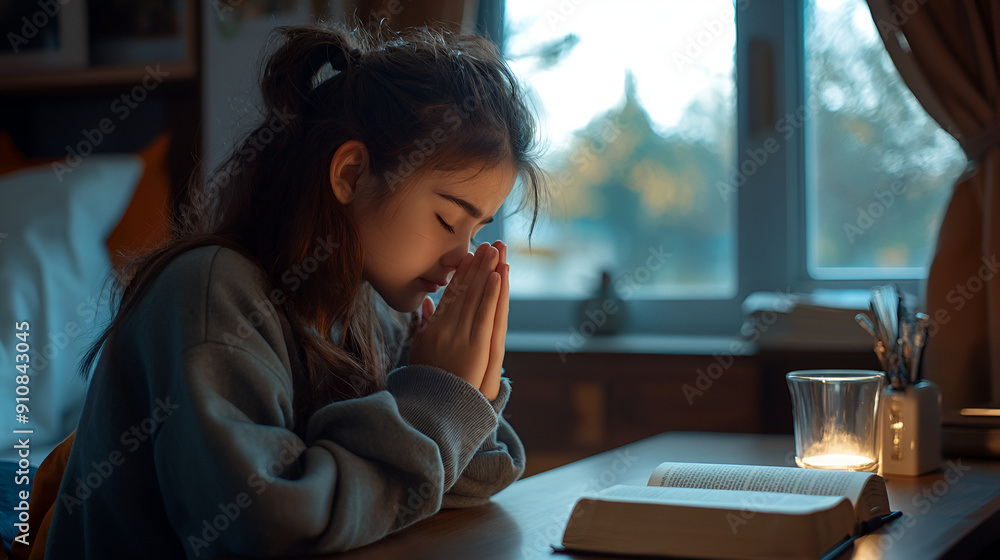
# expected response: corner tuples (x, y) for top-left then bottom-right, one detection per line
(801, 454), (877, 470)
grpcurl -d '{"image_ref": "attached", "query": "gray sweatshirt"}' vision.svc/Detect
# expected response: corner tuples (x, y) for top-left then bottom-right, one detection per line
(45, 245), (525, 559)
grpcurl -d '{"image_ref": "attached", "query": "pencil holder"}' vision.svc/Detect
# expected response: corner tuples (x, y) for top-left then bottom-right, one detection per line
(879, 380), (942, 476)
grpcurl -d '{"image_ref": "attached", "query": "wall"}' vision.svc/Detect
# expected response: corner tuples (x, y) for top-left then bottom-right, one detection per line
(200, 0), (327, 173)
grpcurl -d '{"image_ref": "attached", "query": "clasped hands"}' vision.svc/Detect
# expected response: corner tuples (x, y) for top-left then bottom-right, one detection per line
(409, 241), (509, 401)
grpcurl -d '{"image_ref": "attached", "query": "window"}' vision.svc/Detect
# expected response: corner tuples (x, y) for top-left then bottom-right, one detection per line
(804, 0), (966, 279)
(482, 0), (964, 336)
(501, 0), (738, 300)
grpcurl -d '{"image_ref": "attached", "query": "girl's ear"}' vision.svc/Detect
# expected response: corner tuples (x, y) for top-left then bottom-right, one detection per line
(329, 140), (370, 205)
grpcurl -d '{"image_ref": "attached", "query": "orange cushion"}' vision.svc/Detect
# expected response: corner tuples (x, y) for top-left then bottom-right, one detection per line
(104, 133), (173, 269)
(9, 431), (74, 560)
(0, 130), (173, 269)
(0, 130), (28, 175)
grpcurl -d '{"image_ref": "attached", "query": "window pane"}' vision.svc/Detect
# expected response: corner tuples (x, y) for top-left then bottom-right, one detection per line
(502, 0), (737, 299)
(805, 0), (966, 278)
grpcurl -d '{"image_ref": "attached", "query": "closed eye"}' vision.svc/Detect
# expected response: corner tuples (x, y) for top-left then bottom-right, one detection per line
(436, 214), (455, 234)
(437, 214), (481, 247)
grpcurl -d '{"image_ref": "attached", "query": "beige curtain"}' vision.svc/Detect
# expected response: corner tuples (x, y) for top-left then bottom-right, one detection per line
(867, 0), (999, 411)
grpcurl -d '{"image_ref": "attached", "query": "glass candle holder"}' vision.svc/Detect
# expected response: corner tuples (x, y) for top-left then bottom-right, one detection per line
(786, 370), (885, 472)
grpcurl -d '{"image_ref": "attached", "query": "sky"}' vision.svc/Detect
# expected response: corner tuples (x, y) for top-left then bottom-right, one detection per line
(504, 0), (738, 155)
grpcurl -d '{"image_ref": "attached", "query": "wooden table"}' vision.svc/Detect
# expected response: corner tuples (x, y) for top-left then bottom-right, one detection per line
(285, 432), (1000, 559)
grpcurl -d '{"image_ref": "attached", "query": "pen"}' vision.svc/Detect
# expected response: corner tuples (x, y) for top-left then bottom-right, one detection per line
(819, 510), (902, 560)
(862, 510), (902, 533)
(819, 534), (853, 560)
(855, 313), (878, 339)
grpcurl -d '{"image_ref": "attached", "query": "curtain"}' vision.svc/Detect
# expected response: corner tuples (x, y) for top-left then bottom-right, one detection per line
(866, 0), (999, 411)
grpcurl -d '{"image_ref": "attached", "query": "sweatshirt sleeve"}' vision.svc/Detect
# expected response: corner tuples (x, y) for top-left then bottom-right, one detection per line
(393, 340), (526, 508)
(153, 342), (499, 559)
(441, 372), (526, 508)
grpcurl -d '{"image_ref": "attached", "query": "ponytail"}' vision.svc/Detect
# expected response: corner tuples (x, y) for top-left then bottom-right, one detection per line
(259, 26), (364, 124)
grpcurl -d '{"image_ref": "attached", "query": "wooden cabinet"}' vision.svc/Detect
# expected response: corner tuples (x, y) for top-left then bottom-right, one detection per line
(502, 340), (883, 477)
(502, 348), (761, 477)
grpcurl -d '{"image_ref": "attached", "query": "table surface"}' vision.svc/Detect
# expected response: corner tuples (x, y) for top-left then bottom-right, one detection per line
(276, 432), (1000, 560)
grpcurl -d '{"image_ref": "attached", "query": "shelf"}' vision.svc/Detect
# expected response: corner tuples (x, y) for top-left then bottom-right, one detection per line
(0, 62), (197, 93)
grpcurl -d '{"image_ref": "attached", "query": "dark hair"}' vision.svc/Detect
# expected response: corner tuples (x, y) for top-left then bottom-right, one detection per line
(78, 20), (547, 430)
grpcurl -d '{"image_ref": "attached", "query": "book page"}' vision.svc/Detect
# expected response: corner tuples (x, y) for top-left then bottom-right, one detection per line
(647, 462), (870, 510)
(589, 484), (849, 516)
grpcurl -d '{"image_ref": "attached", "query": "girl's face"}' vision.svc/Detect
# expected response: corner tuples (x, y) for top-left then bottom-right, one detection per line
(346, 161), (516, 313)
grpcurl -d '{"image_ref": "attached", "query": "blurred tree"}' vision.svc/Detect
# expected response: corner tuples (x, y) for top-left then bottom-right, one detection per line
(805, 0), (965, 270)
(544, 68), (735, 289)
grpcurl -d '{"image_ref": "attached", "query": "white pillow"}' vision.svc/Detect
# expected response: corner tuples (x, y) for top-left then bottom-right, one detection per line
(0, 156), (142, 465)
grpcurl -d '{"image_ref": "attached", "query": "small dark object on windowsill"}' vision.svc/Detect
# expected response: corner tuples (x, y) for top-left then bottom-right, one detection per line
(575, 269), (626, 335)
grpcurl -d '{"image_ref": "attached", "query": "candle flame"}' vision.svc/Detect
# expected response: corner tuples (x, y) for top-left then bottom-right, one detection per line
(801, 454), (876, 469)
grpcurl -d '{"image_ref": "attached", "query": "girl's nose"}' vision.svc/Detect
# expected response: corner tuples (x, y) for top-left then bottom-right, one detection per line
(443, 247), (470, 274)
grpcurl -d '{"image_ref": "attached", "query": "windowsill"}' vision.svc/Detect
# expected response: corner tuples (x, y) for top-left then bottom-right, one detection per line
(504, 331), (875, 355)
(504, 331), (755, 355)
(504, 288), (889, 356)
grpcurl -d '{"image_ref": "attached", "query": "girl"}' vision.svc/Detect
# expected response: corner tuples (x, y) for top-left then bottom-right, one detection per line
(43, 20), (546, 559)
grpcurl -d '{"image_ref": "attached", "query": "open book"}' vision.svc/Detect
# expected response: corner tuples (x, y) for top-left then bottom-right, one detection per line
(560, 462), (892, 560)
